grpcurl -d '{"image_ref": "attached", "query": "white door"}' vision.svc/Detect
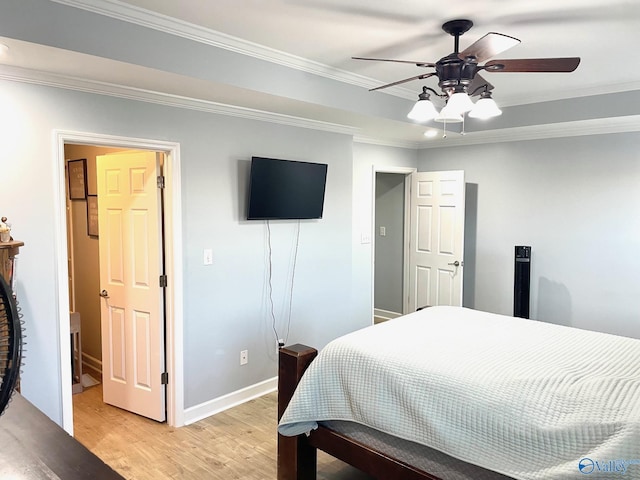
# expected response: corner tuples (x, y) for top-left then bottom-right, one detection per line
(97, 151), (166, 422)
(407, 171), (465, 312)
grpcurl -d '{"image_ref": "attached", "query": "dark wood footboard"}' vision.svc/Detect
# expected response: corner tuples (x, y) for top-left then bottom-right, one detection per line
(277, 344), (318, 480)
(277, 344), (443, 480)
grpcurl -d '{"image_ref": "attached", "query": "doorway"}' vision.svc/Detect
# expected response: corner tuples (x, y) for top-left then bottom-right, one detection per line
(374, 172), (409, 323)
(372, 167), (415, 323)
(54, 131), (184, 434)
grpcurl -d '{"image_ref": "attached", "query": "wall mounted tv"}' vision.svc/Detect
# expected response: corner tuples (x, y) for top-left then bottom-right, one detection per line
(247, 157), (328, 220)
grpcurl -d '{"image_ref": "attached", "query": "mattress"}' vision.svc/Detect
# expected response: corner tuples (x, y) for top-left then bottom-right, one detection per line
(278, 306), (640, 479)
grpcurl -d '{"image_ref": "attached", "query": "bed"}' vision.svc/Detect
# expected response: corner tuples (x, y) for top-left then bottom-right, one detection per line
(277, 306), (640, 480)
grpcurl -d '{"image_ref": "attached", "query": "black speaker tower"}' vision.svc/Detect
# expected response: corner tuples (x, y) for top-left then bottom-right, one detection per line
(514, 246), (531, 319)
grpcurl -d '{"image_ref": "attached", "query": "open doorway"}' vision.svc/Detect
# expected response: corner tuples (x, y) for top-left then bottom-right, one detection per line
(372, 167), (415, 324)
(54, 131), (184, 434)
(66, 145), (169, 427)
(374, 172), (409, 323)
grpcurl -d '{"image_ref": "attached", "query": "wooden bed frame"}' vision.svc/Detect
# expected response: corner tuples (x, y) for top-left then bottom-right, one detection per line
(277, 344), (512, 480)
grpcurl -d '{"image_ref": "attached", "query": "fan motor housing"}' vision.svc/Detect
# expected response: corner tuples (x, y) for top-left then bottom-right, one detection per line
(436, 53), (479, 93)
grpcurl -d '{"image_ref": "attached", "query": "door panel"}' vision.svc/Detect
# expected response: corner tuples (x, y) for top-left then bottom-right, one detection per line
(97, 151), (165, 422)
(408, 171), (465, 312)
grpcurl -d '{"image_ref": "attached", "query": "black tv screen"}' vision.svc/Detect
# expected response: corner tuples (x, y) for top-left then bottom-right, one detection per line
(247, 157), (328, 220)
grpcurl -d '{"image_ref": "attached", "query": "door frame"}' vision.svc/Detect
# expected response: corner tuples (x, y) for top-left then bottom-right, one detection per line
(371, 166), (416, 319)
(54, 130), (184, 433)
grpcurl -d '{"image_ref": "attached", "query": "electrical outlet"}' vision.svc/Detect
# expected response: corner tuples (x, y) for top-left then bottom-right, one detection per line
(240, 349), (248, 365)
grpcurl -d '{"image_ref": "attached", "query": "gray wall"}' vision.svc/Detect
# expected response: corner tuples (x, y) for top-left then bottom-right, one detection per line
(374, 173), (405, 314)
(0, 79), (368, 422)
(418, 132), (640, 339)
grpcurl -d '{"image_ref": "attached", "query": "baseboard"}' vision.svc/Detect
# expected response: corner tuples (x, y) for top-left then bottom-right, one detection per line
(183, 376), (278, 425)
(81, 352), (102, 378)
(374, 308), (402, 321)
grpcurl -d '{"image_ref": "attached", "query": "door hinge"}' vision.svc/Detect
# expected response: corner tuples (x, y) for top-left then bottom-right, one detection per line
(157, 175), (165, 189)
(159, 275), (168, 287)
(161, 372), (168, 385)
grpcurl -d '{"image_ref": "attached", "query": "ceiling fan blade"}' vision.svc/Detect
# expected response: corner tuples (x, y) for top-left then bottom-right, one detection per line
(467, 73), (494, 96)
(352, 57), (435, 68)
(369, 73), (436, 92)
(458, 32), (520, 63)
(485, 57), (581, 72)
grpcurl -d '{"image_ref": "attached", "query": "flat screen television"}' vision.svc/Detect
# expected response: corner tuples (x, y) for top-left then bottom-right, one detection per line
(247, 157), (328, 220)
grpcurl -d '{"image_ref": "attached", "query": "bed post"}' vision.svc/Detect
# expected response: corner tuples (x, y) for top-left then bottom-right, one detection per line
(277, 344), (318, 480)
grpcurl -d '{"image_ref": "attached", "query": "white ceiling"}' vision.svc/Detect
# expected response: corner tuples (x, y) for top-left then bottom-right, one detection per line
(1, 0), (639, 144)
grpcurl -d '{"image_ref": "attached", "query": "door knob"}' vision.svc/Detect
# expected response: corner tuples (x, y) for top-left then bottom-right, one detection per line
(448, 261), (460, 267)
(99, 290), (109, 298)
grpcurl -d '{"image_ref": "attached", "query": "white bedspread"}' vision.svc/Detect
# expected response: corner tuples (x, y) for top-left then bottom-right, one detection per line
(278, 307), (640, 479)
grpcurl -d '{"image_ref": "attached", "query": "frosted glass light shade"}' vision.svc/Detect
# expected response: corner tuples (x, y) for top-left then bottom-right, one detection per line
(407, 99), (439, 122)
(446, 92), (474, 114)
(469, 97), (502, 119)
(434, 105), (463, 123)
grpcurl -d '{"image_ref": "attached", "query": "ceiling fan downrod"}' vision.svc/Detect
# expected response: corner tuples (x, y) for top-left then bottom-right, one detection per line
(442, 19), (474, 54)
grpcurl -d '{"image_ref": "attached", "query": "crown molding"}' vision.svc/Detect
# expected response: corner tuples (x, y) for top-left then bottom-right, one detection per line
(353, 135), (421, 150)
(418, 115), (640, 149)
(0, 64), (359, 136)
(2, 64), (637, 151)
(49, 0), (415, 100)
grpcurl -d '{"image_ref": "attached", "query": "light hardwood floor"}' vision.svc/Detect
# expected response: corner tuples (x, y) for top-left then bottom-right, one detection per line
(73, 384), (373, 480)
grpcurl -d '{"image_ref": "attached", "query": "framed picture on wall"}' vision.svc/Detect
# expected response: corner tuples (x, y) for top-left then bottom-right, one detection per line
(87, 195), (99, 237)
(68, 158), (87, 200)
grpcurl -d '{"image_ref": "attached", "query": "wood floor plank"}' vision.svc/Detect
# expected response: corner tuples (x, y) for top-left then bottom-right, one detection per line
(73, 384), (372, 479)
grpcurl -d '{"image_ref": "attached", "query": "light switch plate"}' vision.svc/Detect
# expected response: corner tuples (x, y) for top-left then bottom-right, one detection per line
(203, 249), (213, 265)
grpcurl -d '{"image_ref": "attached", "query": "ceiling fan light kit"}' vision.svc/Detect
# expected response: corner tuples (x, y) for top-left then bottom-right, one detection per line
(407, 87), (439, 121)
(354, 19), (580, 135)
(446, 89), (475, 114)
(468, 91), (502, 119)
(434, 105), (464, 123)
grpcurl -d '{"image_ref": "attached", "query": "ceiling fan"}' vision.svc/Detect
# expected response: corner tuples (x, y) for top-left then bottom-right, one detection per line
(353, 19), (580, 95)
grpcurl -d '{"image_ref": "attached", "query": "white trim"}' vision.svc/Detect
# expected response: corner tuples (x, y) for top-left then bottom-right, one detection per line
(420, 115), (640, 149)
(183, 377), (278, 426)
(54, 130), (184, 433)
(49, 0), (413, 100)
(374, 308), (402, 320)
(53, 135), (74, 433)
(81, 352), (102, 376)
(402, 173), (413, 315)
(354, 135), (421, 150)
(0, 65), (358, 137)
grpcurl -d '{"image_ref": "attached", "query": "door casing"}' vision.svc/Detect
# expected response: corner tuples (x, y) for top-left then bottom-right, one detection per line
(54, 130), (184, 433)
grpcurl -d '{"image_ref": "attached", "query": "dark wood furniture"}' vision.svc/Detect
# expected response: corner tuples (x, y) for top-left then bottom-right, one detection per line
(0, 240), (23, 287)
(277, 344), (513, 480)
(0, 393), (124, 479)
